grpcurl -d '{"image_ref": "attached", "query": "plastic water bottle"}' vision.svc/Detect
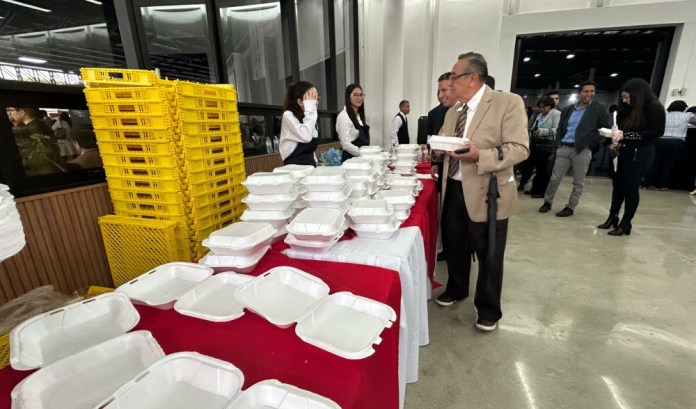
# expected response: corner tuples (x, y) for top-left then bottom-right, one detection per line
(273, 135), (280, 152)
(415, 148), (423, 163)
(265, 137), (273, 154)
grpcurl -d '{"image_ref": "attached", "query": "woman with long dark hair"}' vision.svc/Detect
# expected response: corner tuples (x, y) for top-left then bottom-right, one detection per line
(598, 78), (665, 236)
(336, 83), (370, 162)
(279, 81), (319, 166)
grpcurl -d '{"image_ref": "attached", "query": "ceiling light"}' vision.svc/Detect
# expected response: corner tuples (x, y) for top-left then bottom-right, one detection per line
(523, 57), (531, 62)
(610, 72), (618, 77)
(83, 0), (102, 4)
(574, 84), (579, 88)
(566, 54), (575, 59)
(18, 56), (47, 64)
(2, 0), (51, 12)
(534, 73), (540, 77)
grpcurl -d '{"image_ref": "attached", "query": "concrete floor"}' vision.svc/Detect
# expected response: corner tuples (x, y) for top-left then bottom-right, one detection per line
(405, 177), (696, 409)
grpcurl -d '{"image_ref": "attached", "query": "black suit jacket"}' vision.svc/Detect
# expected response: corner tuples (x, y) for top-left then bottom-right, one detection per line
(556, 100), (610, 152)
(427, 104), (448, 137)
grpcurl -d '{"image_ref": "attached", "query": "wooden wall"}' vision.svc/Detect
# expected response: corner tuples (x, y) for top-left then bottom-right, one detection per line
(0, 142), (342, 304)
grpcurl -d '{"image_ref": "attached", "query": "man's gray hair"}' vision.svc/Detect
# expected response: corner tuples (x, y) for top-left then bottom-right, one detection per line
(457, 52), (488, 80)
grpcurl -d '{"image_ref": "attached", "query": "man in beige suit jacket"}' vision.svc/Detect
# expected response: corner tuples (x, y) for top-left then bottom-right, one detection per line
(434, 52), (528, 331)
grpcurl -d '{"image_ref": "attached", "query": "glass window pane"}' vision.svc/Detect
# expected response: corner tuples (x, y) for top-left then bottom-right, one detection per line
(334, 0), (355, 108)
(295, 0), (330, 110)
(140, 3), (215, 83)
(318, 117), (335, 142)
(218, 2), (290, 105)
(0, 0), (125, 85)
(240, 114), (271, 156)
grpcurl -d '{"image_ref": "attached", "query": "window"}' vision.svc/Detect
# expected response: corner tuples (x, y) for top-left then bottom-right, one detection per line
(295, 0), (331, 110)
(334, 0), (356, 108)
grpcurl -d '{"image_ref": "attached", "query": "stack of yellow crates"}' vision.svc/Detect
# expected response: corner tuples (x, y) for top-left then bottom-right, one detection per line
(82, 68), (247, 281)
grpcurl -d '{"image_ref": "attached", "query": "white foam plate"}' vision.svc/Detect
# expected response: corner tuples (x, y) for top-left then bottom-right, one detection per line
(301, 168), (348, 192)
(284, 231), (344, 254)
(10, 293), (140, 371)
(428, 135), (468, 151)
(174, 273), (255, 322)
(350, 217), (400, 240)
(11, 331), (164, 409)
(234, 266), (330, 328)
(99, 352), (244, 409)
(224, 379), (340, 409)
(302, 184), (352, 207)
(347, 200), (394, 224)
(202, 222), (277, 256)
(375, 190), (416, 210)
(242, 192), (297, 211)
(198, 245), (269, 273)
(116, 262), (214, 310)
(295, 292), (396, 360)
(242, 172), (295, 195)
(286, 208), (345, 242)
(341, 158), (375, 175)
(240, 208), (295, 229)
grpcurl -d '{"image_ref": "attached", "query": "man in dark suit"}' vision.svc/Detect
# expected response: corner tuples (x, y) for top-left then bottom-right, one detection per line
(434, 52), (529, 332)
(539, 81), (610, 217)
(428, 72), (456, 181)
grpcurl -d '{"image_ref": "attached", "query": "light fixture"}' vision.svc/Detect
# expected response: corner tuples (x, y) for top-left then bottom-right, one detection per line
(18, 56), (47, 64)
(83, 0), (102, 4)
(228, 3), (277, 12)
(523, 57), (531, 62)
(610, 72), (618, 77)
(2, 0), (51, 12)
(566, 54), (575, 59)
(569, 93), (578, 103)
(534, 73), (540, 78)
(574, 84), (579, 88)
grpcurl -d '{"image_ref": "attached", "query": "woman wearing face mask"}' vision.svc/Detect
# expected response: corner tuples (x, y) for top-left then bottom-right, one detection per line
(279, 81), (320, 166)
(336, 84), (370, 162)
(598, 78), (665, 236)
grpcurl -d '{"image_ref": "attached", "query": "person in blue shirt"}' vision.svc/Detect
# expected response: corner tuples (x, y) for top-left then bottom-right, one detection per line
(539, 80), (610, 217)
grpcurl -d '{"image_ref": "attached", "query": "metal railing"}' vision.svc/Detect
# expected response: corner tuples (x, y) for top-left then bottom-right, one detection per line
(0, 63), (83, 85)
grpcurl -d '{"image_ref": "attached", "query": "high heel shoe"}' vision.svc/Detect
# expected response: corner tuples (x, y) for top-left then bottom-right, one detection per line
(597, 214), (619, 229)
(608, 223), (632, 236)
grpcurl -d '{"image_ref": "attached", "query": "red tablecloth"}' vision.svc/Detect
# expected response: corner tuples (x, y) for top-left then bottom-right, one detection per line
(0, 249), (401, 409)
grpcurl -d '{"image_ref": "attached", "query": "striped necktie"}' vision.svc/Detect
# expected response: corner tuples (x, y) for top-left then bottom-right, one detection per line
(448, 104), (468, 178)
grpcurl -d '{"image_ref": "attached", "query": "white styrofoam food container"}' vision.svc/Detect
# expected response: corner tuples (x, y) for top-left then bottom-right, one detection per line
(234, 266), (330, 328)
(242, 192), (297, 211)
(300, 167), (348, 192)
(348, 180), (369, 198)
(397, 144), (420, 153)
(395, 151), (415, 160)
(388, 175), (418, 193)
(272, 164), (315, 180)
(302, 184), (352, 208)
(240, 208), (294, 229)
(375, 190), (416, 210)
(350, 218), (400, 240)
(286, 208), (345, 242)
(347, 200), (394, 224)
(198, 245), (269, 273)
(99, 352), (244, 409)
(428, 135), (468, 151)
(11, 330), (164, 409)
(174, 273), (255, 322)
(394, 209), (411, 222)
(224, 379), (341, 409)
(341, 158), (375, 175)
(10, 293), (140, 370)
(202, 222), (277, 256)
(116, 262), (214, 310)
(358, 145), (382, 153)
(242, 172), (295, 195)
(284, 231), (344, 254)
(295, 291), (397, 360)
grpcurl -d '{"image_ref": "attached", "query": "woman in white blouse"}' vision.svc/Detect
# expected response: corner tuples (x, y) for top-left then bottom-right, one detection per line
(336, 84), (370, 162)
(279, 81), (320, 166)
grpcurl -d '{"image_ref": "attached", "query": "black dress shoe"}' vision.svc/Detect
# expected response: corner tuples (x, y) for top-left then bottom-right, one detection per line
(608, 224), (632, 236)
(597, 214), (619, 229)
(517, 184), (525, 192)
(437, 251), (446, 261)
(539, 202), (551, 213)
(435, 293), (459, 306)
(555, 207), (574, 217)
(523, 190), (532, 195)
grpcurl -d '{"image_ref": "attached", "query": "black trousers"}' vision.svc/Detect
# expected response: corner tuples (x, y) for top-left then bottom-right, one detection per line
(643, 138), (684, 189)
(610, 144), (655, 223)
(441, 178), (509, 322)
(518, 145), (553, 195)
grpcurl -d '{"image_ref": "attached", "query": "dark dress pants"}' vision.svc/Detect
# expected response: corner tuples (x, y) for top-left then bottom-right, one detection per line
(610, 144), (655, 223)
(441, 178), (509, 322)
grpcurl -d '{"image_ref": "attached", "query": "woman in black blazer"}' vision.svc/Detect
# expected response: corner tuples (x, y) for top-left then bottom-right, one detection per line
(598, 78), (665, 236)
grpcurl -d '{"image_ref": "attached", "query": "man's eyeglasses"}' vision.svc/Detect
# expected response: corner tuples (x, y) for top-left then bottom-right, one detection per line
(350, 93), (365, 98)
(450, 71), (474, 81)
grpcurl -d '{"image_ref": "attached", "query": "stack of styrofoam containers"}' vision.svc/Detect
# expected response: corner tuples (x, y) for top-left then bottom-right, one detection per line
(347, 199), (400, 240)
(240, 172), (297, 242)
(0, 185), (25, 263)
(284, 208), (348, 253)
(272, 164), (315, 212)
(341, 158), (380, 201)
(199, 222), (277, 271)
(393, 144), (420, 175)
(375, 188), (416, 222)
(358, 148), (390, 188)
(300, 167), (352, 213)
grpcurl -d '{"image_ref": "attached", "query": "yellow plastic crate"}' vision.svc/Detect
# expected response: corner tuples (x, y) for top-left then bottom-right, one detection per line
(99, 216), (181, 287)
(179, 132), (241, 148)
(189, 193), (246, 221)
(99, 140), (178, 157)
(175, 81), (237, 100)
(101, 151), (182, 169)
(92, 115), (174, 130)
(185, 164), (235, 184)
(176, 95), (237, 111)
(104, 164), (182, 180)
(84, 86), (173, 104)
(88, 100), (176, 117)
(178, 143), (241, 161)
(109, 187), (185, 204)
(187, 172), (241, 196)
(178, 110), (238, 122)
(184, 154), (241, 174)
(112, 199), (188, 217)
(179, 121), (239, 136)
(0, 332), (8, 369)
(81, 68), (161, 87)
(96, 129), (179, 143)
(107, 176), (181, 192)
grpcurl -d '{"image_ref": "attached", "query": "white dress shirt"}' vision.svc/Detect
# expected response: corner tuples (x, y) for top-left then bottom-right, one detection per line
(389, 113), (405, 147)
(279, 100), (318, 161)
(336, 106), (363, 157)
(451, 83), (486, 181)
